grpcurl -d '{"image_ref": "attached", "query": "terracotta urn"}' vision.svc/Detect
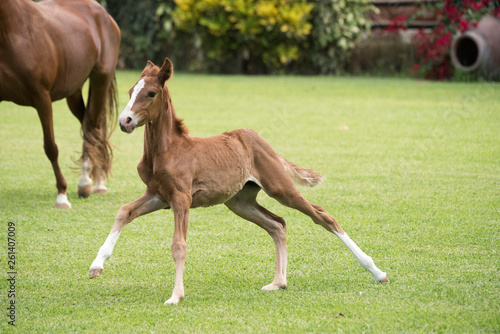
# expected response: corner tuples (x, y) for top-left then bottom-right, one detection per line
(451, 16), (500, 81)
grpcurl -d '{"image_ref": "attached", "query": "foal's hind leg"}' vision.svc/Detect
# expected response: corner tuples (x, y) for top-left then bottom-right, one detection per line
(89, 191), (167, 278)
(257, 164), (388, 283)
(225, 183), (288, 290)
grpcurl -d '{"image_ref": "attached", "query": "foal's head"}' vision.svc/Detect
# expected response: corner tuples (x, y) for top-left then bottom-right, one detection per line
(118, 58), (173, 133)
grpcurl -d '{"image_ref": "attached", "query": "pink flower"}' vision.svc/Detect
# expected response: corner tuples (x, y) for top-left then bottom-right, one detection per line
(384, 16), (407, 33)
(493, 6), (500, 18)
(470, 2), (484, 11)
(458, 20), (470, 32)
(444, 0), (462, 23)
(410, 63), (421, 74)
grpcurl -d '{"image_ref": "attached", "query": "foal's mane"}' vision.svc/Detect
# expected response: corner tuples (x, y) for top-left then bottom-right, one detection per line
(142, 65), (189, 136)
(162, 86), (189, 136)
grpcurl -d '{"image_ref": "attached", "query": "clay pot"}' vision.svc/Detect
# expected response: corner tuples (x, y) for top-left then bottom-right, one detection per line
(451, 16), (500, 81)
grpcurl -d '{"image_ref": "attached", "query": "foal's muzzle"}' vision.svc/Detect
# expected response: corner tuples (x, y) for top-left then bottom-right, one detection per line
(118, 114), (136, 133)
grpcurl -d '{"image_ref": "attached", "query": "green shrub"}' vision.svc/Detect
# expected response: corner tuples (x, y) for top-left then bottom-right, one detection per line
(307, 0), (374, 74)
(105, 0), (169, 68)
(104, 0), (375, 74)
(171, 0), (313, 73)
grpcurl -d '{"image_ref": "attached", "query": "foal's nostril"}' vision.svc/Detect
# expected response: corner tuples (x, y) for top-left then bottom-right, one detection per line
(126, 116), (132, 125)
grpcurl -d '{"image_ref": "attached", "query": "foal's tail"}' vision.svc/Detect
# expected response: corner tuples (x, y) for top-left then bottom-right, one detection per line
(279, 156), (324, 187)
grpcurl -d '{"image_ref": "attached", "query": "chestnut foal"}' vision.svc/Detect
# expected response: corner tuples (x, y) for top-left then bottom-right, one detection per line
(89, 58), (388, 305)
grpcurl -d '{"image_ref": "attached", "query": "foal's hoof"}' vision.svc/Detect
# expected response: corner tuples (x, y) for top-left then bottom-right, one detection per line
(262, 283), (287, 291)
(78, 185), (93, 198)
(89, 268), (103, 279)
(378, 276), (390, 283)
(164, 296), (182, 305)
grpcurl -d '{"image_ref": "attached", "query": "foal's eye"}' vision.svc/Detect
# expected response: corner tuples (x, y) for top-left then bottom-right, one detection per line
(147, 91), (157, 98)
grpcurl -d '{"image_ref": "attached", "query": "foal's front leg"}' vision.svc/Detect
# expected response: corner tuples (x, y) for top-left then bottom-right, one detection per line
(89, 191), (167, 278)
(164, 193), (191, 305)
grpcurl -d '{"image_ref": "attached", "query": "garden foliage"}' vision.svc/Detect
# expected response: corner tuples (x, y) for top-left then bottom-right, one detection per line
(101, 0), (170, 69)
(171, 0), (314, 73)
(104, 0), (375, 74)
(307, 0), (373, 74)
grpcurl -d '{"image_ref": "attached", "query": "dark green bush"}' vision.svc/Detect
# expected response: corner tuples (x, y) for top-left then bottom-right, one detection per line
(306, 0), (374, 74)
(102, 0), (375, 74)
(170, 0), (313, 73)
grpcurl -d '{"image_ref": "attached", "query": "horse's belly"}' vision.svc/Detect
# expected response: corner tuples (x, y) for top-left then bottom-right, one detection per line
(191, 190), (232, 208)
(190, 179), (246, 208)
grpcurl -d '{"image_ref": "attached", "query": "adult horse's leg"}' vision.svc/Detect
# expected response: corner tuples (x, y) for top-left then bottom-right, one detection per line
(35, 94), (71, 209)
(89, 191), (167, 278)
(253, 153), (388, 283)
(82, 71), (116, 196)
(225, 182), (288, 291)
(66, 90), (93, 198)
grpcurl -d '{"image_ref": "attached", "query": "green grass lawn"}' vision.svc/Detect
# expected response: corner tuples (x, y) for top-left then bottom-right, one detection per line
(1, 72), (499, 333)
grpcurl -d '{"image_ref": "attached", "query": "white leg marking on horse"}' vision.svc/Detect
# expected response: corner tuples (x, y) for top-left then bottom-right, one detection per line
(56, 193), (71, 209)
(333, 231), (387, 282)
(90, 231), (121, 270)
(93, 177), (107, 192)
(78, 158), (92, 187)
(118, 78), (145, 125)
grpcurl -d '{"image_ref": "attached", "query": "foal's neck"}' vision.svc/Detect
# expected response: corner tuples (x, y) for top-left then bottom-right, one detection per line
(143, 89), (187, 159)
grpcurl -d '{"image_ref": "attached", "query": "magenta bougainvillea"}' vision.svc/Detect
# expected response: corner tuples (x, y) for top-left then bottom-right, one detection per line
(386, 0), (500, 80)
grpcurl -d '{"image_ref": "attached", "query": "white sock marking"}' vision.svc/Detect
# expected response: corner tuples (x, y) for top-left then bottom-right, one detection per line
(93, 182), (107, 192)
(90, 231), (121, 270)
(56, 193), (71, 208)
(78, 158), (92, 187)
(333, 231), (387, 282)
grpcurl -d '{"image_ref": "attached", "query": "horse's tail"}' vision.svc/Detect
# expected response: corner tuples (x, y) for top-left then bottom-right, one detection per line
(81, 74), (117, 182)
(279, 156), (324, 187)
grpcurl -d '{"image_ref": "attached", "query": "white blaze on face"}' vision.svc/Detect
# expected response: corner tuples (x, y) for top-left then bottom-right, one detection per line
(118, 78), (146, 129)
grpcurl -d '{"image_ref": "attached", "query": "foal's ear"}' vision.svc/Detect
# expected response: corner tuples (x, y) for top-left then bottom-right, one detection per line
(140, 60), (156, 77)
(157, 57), (173, 86)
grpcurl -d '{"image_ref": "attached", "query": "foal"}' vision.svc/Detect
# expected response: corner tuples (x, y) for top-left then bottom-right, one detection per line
(89, 58), (388, 305)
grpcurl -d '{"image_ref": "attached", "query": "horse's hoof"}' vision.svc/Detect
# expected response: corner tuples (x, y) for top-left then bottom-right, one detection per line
(89, 268), (103, 279)
(378, 276), (390, 283)
(55, 194), (72, 209)
(78, 184), (93, 198)
(92, 187), (107, 194)
(54, 202), (71, 209)
(262, 283), (287, 291)
(164, 296), (183, 305)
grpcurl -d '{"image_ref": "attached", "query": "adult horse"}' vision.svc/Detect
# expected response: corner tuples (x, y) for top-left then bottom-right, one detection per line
(0, 0), (120, 208)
